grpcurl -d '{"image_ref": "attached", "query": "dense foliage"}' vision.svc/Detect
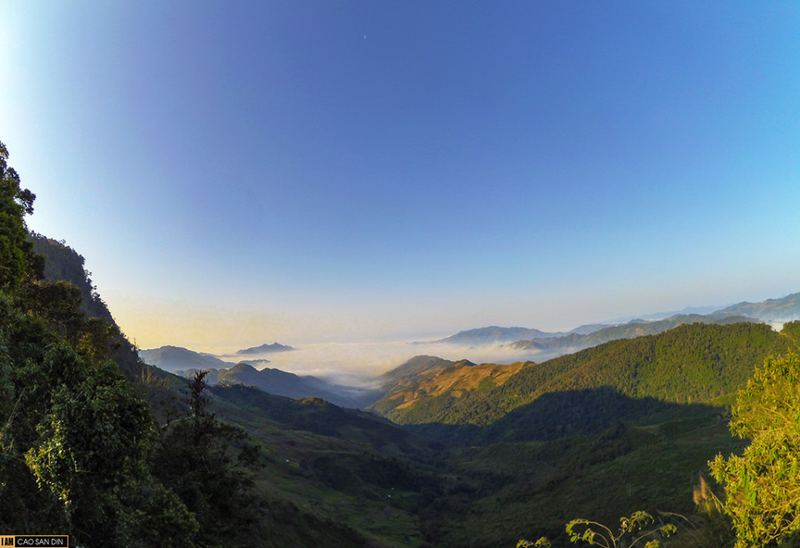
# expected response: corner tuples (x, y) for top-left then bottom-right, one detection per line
(0, 141), (158, 544)
(30, 234), (114, 321)
(0, 141), (41, 291)
(710, 353), (800, 547)
(0, 141), (262, 547)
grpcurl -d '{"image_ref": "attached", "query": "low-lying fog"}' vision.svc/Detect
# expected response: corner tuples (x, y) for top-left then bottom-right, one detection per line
(217, 340), (547, 387)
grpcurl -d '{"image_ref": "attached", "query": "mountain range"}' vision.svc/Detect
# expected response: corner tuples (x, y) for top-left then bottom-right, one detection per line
(432, 326), (566, 345)
(138, 345), (237, 373)
(28, 227), (800, 547)
(138, 291), (800, 417)
(430, 293), (800, 362)
(508, 313), (757, 359)
(372, 321), (800, 443)
(21, 132), (800, 548)
(709, 292), (800, 322)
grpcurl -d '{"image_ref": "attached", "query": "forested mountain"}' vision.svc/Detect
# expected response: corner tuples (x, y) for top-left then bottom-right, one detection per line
(375, 322), (800, 441)
(29, 232), (154, 380)
(31, 234), (114, 322)
(2, 143), (171, 544)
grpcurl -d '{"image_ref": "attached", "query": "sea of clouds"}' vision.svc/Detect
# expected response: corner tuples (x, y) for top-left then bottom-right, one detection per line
(219, 339), (544, 387)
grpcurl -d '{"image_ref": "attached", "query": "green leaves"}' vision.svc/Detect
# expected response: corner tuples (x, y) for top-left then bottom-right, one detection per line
(517, 539), (551, 548)
(531, 511), (677, 548)
(710, 353), (800, 547)
(0, 140), (39, 291)
(24, 343), (156, 543)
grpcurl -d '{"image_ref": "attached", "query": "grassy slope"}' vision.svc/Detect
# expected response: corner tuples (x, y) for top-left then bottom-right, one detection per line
(373, 360), (530, 416)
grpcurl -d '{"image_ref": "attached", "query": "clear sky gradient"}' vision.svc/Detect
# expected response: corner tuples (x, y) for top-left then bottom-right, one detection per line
(2, 1), (799, 351)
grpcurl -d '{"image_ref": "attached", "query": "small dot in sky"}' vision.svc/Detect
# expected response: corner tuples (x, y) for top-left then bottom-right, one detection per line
(363, 35), (367, 39)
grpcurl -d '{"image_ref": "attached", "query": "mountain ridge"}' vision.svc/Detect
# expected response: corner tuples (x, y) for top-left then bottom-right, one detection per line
(139, 345), (236, 373)
(509, 313), (758, 357)
(180, 362), (381, 409)
(234, 342), (295, 355)
(709, 292), (800, 322)
(432, 326), (564, 345)
(373, 321), (800, 440)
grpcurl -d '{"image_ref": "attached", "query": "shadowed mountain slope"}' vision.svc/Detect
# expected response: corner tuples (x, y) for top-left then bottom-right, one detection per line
(376, 322), (800, 432)
(31, 234), (114, 322)
(191, 362), (379, 409)
(139, 345), (236, 373)
(29, 233), (164, 381)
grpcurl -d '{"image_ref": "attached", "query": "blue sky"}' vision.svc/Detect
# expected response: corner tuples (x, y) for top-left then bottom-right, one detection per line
(2, 1), (799, 351)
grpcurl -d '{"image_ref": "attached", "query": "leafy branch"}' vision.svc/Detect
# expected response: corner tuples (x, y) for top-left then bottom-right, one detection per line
(519, 511), (677, 548)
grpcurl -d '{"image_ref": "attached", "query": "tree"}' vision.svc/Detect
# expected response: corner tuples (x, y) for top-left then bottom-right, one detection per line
(0, 140), (42, 291)
(0, 139), (194, 546)
(710, 352), (800, 547)
(151, 371), (262, 547)
(24, 344), (156, 543)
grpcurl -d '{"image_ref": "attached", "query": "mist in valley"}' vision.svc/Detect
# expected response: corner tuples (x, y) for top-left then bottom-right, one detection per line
(213, 338), (548, 387)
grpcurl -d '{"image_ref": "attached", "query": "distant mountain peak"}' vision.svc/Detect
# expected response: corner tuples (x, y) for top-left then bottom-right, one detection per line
(435, 326), (564, 346)
(709, 292), (800, 322)
(235, 342), (295, 355)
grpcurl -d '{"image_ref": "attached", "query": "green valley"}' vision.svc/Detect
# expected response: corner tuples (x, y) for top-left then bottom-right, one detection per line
(5, 139), (800, 547)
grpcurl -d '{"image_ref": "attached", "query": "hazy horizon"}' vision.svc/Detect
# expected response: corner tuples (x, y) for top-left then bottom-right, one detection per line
(139, 337), (561, 384)
(137, 299), (798, 383)
(3, 2), (798, 355)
